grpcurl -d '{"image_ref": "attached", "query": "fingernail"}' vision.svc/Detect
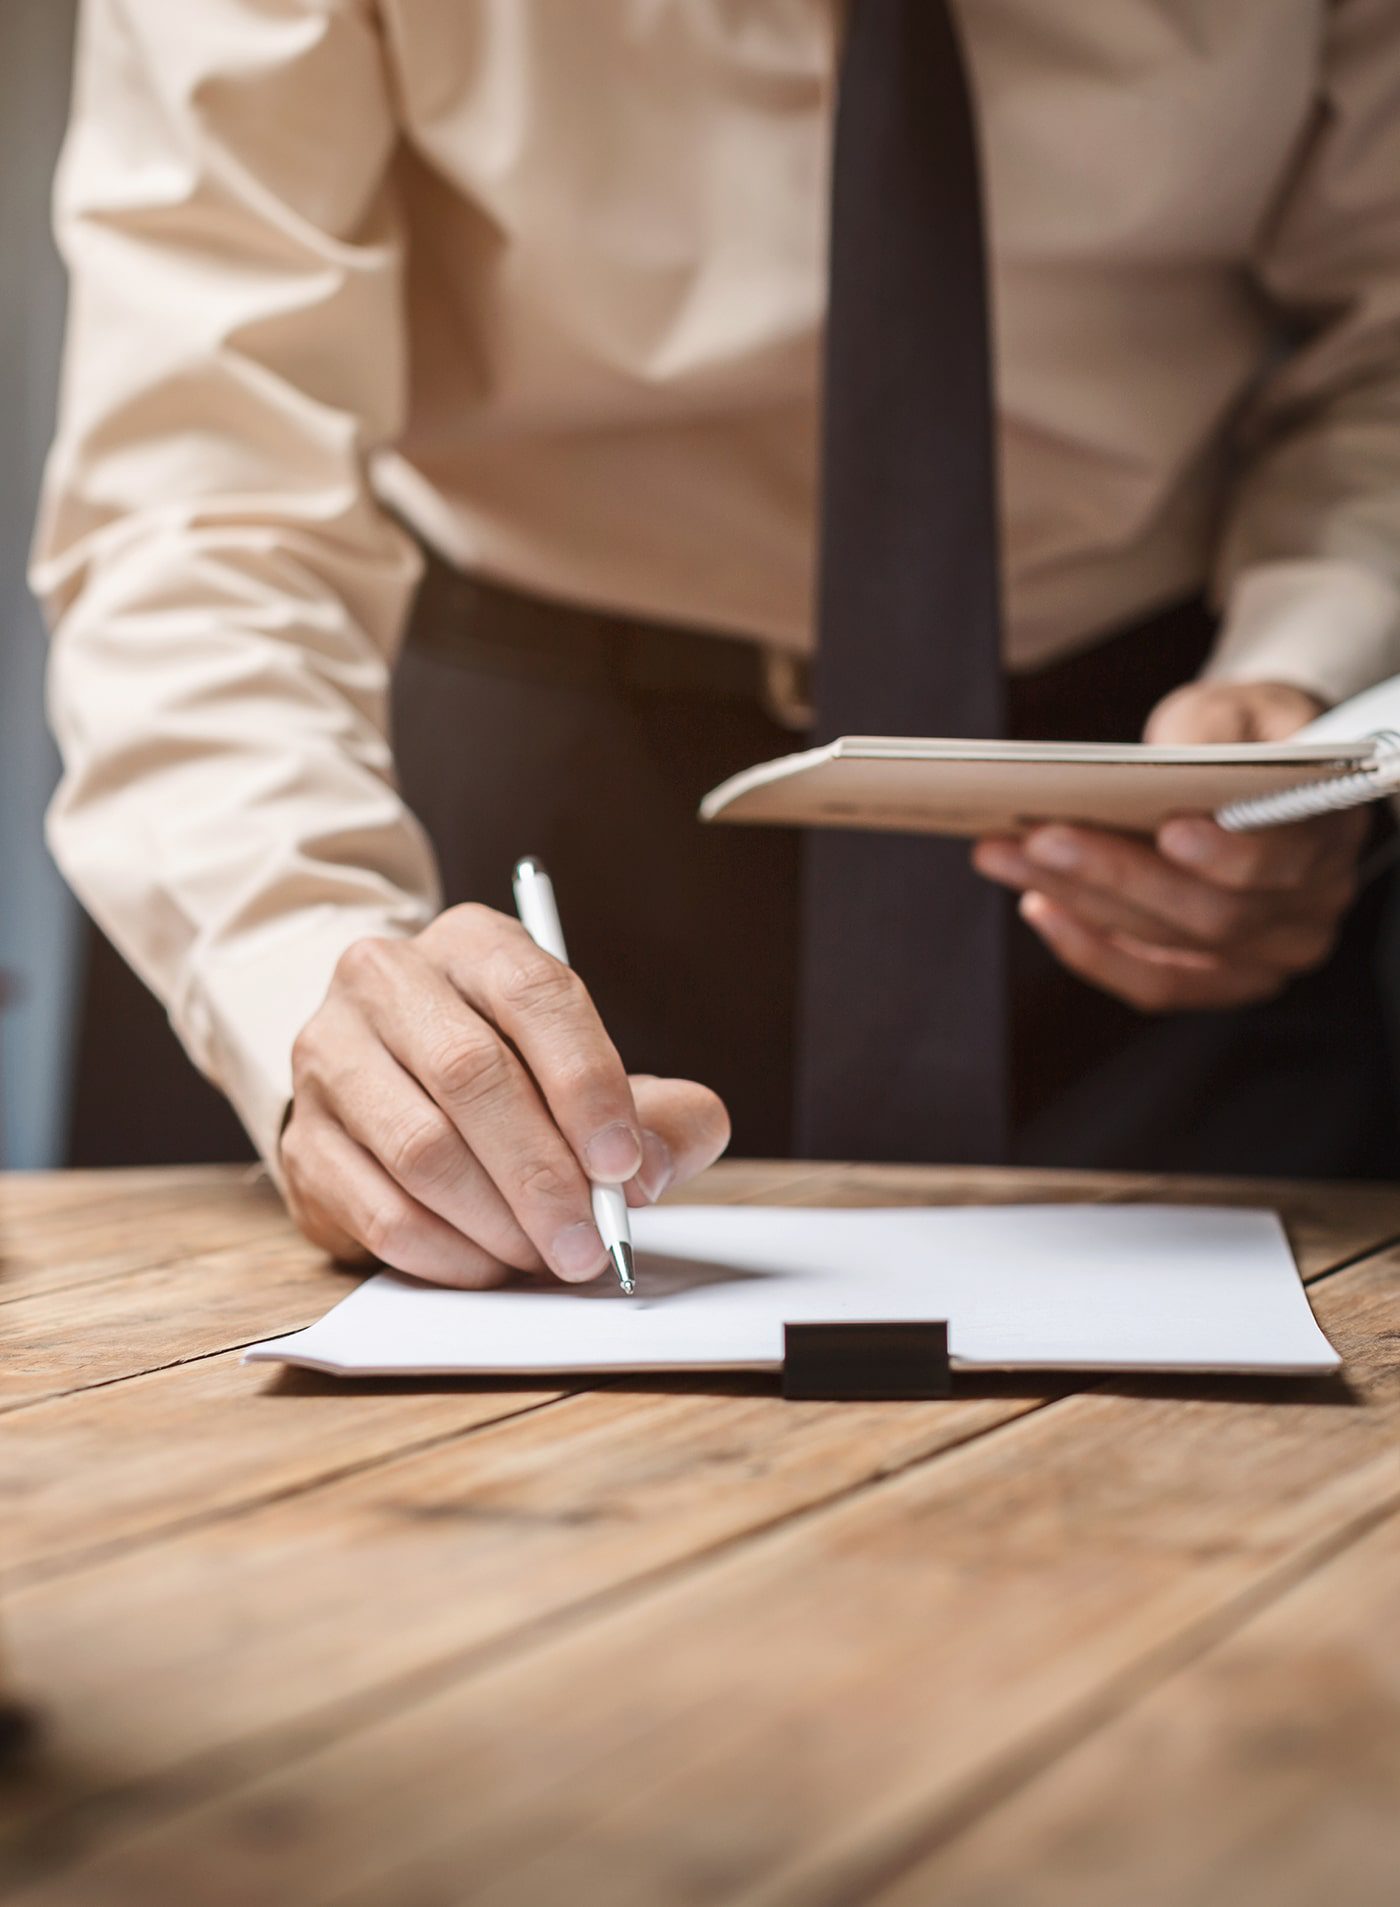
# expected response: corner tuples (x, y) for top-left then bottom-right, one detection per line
(1026, 829), (1080, 872)
(635, 1128), (675, 1204)
(1160, 820), (1210, 865)
(551, 1221), (607, 1282)
(583, 1121), (642, 1183)
(1020, 891), (1058, 931)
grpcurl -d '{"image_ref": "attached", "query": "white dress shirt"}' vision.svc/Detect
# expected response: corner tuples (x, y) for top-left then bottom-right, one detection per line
(32, 0), (1400, 1170)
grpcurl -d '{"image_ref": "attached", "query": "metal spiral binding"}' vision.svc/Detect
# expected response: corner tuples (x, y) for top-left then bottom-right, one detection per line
(1217, 729), (1400, 832)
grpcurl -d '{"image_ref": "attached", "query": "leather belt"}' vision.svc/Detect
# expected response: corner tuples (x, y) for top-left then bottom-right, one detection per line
(410, 551), (813, 730)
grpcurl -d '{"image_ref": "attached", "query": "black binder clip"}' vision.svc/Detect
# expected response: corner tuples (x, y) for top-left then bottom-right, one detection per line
(781, 1321), (951, 1401)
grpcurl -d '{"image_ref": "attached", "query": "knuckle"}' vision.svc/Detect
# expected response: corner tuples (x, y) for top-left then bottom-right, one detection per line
(434, 901), (501, 948)
(551, 1048), (622, 1104)
(279, 1112), (310, 1179)
(384, 1111), (459, 1190)
(336, 935), (398, 992)
(289, 1025), (318, 1083)
(289, 1013), (340, 1087)
(514, 1153), (582, 1209)
(360, 1193), (422, 1267)
(434, 1033), (513, 1109)
(495, 950), (581, 1020)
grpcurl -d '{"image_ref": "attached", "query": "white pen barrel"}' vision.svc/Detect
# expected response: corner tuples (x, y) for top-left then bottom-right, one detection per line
(513, 855), (636, 1292)
(591, 1181), (630, 1239)
(512, 857), (570, 965)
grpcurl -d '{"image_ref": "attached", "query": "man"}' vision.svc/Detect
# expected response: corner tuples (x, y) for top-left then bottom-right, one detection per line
(34, 2), (1400, 1288)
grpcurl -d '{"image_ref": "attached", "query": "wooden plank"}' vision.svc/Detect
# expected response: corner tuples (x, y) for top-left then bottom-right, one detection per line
(0, 1168), (264, 1248)
(3, 1158), (1376, 1587)
(0, 1234), (354, 1416)
(8, 1162), (1397, 1307)
(1, 1385), (1044, 1878)
(3, 1160), (1385, 1422)
(1, 1166), (248, 1222)
(0, 1160), (877, 1417)
(0, 1161), (831, 1574)
(870, 1508), (1400, 1907)
(1, 1356), (564, 1587)
(730, 1164), (1139, 1207)
(0, 1177), (290, 1308)
(0, 1163), (806, 1311)
(4, 1252), (1396, 1905)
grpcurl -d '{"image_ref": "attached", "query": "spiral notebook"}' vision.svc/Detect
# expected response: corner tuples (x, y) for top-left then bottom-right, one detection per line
(699, 676), (1400, 838)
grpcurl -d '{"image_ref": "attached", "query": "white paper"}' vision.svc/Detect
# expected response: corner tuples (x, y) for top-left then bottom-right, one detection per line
(245, 1204), (1339, 1379)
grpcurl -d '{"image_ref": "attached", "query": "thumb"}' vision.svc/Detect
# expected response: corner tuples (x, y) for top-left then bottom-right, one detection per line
(1144, 680), (1325, 746)
(625, 1074), (732, 1204)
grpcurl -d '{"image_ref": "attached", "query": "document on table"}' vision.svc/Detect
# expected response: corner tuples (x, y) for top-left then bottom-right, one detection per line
(245, 1203), (1340, 1379)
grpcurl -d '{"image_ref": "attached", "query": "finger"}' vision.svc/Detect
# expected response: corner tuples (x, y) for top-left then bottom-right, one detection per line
(282, 1112), (512, 1289)
(979, 838), (1353, 958)
(623, 1076), (732, 1208)
(1019, 892), (1286, 1013)
(1024, 888), (1340, 976)
(433, 907), (643, 1184)
(1156, 809), (1366, 895)
(976, 836), (1221, 949)
(341, 941), (608, 1282)
(1143, 680), (1324, 746)
(981, 829), (1278, 950)
(1144, 682), (1255, 745)
(282, 1149), (370, 1265)
(311, 1039), (543, 1273)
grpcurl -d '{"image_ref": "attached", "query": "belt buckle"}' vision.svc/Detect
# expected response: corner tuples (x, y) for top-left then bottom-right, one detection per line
(760, 649), (815, 733)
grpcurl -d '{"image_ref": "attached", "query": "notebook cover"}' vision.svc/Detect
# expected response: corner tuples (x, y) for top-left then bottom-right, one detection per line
(699, 736), (1372, 837)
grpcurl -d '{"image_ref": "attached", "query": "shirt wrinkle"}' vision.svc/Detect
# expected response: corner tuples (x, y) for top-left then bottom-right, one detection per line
(33, 0), (1400, 1172)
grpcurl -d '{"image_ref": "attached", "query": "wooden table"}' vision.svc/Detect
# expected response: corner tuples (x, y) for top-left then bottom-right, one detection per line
(2, 1161), (1399, 1906)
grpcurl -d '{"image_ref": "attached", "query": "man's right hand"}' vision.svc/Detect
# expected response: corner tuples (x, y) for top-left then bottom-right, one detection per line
(281, 904), (731, 1288)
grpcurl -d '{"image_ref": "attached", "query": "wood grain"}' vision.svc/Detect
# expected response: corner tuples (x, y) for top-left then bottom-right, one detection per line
(870, 1508), (1400, 1907)
(0, 1171), (289, 1307)
(2, 1163), (1396, 1907)
(2, 1160), (1377, 1589)
(7, 1251), (1396, 1907)
(0, 1233), (344, 1415)
(1, 1357), (565, 1587)
(2, 1383), (1048, 1862)
(0, 1161), (819, 1574)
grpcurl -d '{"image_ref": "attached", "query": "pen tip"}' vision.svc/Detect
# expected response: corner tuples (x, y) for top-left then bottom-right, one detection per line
(610, 1240), (636, 1296)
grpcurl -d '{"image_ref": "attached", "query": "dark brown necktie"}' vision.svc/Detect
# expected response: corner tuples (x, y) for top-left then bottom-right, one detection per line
(794, 0), (1006, 1164)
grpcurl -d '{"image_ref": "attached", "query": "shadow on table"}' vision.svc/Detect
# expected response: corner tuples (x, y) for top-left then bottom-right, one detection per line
(257, 1365), (1363, 1408)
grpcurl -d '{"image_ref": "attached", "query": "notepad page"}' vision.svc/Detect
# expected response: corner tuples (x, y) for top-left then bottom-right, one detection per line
(246, 1204), (1339, 1379)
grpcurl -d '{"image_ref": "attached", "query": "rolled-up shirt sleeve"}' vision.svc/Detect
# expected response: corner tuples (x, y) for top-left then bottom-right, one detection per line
(31, 0), (439, 1178)
(1206, 0), (1400, 708)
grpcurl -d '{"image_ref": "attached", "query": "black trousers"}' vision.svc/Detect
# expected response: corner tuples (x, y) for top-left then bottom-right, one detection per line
(395, 578), (1400, 1180)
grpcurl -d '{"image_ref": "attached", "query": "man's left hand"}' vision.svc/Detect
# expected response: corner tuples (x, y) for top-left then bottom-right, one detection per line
(972, 681), (1368, 1012)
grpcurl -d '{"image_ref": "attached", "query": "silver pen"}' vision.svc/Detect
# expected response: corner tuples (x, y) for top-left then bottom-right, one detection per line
(512, 856), (636, 1295)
